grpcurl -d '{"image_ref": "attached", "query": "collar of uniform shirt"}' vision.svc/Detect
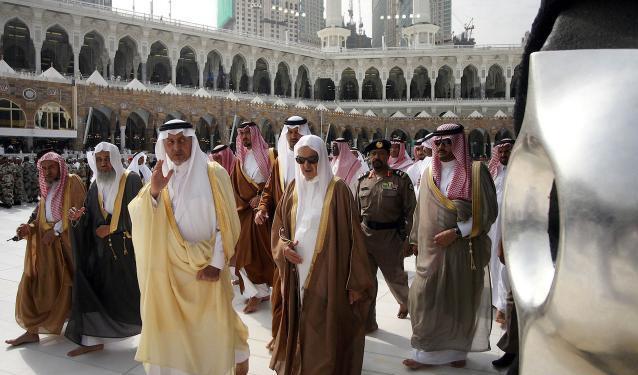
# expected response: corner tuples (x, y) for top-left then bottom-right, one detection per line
(368, 170), (392, 178)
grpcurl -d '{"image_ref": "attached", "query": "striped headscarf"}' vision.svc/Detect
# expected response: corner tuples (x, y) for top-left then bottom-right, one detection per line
(235, 122), (272, 180)
(37, 152), (68, 221)
(431, 123), (472, 201)
(488, 138), (515, 179)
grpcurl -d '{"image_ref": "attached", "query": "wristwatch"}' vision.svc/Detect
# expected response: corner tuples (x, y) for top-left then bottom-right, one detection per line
(454, 226), (462, 238)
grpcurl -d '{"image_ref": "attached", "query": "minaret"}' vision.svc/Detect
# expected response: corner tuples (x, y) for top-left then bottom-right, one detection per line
(402, 0), (440, 49)
(317, 0), (351, 51)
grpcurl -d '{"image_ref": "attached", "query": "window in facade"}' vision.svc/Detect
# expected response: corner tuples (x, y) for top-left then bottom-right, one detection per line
(0, 99), (26, 128)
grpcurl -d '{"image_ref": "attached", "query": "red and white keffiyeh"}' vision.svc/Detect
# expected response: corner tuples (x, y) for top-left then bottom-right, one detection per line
(388, 141), (414, 171)
(210, 146), (237, 176)
(333, 141), (362, 185)
(431, 123), (472, 201)
(37, 152), (68, 221)
(235, 125), (272, 179)
(488, 140), (514, 179)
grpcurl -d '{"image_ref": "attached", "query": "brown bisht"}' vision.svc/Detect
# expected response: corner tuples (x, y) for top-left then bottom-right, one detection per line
(15, 174), (86, 334)
(230, 159), (275, 286)
(270, 178), (373, 375)
(408, 162), (498, 355)
(257, 157), (286, 338)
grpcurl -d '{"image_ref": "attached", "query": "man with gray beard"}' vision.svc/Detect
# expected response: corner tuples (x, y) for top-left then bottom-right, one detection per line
(65, 142), (142, 357)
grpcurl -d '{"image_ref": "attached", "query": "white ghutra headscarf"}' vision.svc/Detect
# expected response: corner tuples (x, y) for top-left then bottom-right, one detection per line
(87, 142), (125, 214)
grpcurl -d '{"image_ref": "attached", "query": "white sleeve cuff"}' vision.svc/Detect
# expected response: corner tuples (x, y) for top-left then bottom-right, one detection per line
(150, 194), (158, 208)
(457, 217), (473, 237)
(209, 229), (225, 270)
(235, 349), (250, 364)
(54, 221), (63, 233)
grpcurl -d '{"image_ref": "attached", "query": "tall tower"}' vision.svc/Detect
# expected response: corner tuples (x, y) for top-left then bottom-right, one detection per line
(402, 0), (439, 48)
(317, 0), (351, 51)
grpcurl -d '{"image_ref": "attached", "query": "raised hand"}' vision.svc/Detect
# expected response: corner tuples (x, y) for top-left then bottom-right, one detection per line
(68, 207), (86, 222)
(150, 159), (174, 199)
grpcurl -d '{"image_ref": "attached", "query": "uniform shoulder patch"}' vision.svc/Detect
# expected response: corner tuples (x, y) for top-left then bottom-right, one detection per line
(393, 169), (407, 178)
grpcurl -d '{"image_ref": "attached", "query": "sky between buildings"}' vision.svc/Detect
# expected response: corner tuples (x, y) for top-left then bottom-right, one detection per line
(112, 0), (541, 45)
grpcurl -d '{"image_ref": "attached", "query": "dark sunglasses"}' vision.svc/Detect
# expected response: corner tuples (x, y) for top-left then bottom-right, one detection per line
(295, 155), (319, 164)
(434, 138), (452, 147)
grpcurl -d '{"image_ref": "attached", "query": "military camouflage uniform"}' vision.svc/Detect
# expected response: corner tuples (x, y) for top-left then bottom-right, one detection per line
(22, 159), (39, 202)
(0, 158), (14, 207)
(11, 159), (26, 205)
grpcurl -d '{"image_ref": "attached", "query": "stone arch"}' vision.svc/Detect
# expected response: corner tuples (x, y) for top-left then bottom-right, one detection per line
(342, 127), (354, 143)
(510, 65), (521, 98)
(85, 105), (112, 148)
(339, 67), (358, 100)
(203, 49), (224, 89)
(494, 127), (514, 142)
(259, 118), (276, 146)
(468, 128), (491, 159)
(295, 65), (311, 99)
(197, 114), (219, 151)
(410, 66), (431, 99)
(274, 62), (292, 96)
(362, 67), (382, 100)
(125, 110), (148, 151)
(326, 124), (337, 144)
(114, 35), (140, 80)
(0, 98), (27, 128)
(435, 65), (455, 99)
(314, 78), (335, 101)
(1, 18), (35, 71)
(35, 102), (72, 129)
(461, 64), (480, 99)
(41, 24), (74, 74)
(79, 30), (107, 77)
(176, 45), (198, 86)
(387, 66), (407, 100)
(165, 111), (184, 122)
(147, 41), (171, 84)
(414, 128), (431, 140)
(229, 54), (248, 92)
(486, 64), (506, 98)
(253, 58), (270, 94)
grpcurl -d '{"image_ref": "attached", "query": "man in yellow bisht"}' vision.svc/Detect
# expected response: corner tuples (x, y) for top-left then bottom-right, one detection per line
(129, 119), (250, 375)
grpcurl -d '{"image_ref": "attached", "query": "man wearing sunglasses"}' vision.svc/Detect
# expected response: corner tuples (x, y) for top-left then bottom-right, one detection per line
(356, 139), (417, 332)
(404, 123), (497, 370)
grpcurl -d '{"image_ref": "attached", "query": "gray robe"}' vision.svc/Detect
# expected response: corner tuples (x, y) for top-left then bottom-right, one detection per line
(408, 162), (497, 353)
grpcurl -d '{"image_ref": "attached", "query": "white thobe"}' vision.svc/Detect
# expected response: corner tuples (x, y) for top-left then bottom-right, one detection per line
(488, 163), (509, 311)
(44, 181), (63, 234)
(243, 150), (266, 184)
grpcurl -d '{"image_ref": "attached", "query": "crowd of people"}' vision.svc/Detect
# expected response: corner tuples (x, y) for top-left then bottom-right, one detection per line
(3, 115), (518, 375)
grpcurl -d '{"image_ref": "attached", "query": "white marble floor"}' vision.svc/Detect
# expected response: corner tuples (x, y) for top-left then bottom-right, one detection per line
(0, 204), (507, 374)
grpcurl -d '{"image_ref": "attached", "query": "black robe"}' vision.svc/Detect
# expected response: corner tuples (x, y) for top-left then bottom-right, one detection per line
(65, 172), (143, 345)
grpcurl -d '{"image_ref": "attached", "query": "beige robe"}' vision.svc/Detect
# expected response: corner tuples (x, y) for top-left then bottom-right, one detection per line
(408, 162), (497, 354)
(15, 174), (86, 334)
(129, 162), (248, 375)
(270, 178), (373, 375)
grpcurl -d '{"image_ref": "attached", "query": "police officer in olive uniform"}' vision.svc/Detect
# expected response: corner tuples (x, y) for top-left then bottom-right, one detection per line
(356, 139), (417, 333)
